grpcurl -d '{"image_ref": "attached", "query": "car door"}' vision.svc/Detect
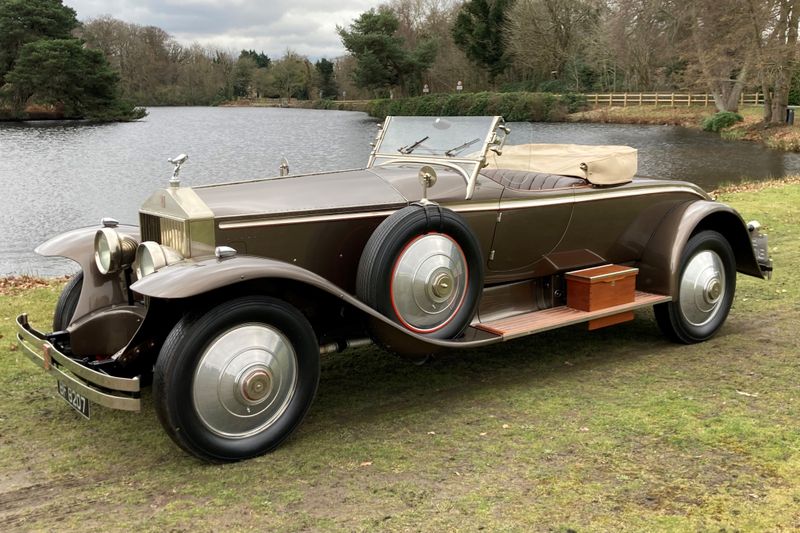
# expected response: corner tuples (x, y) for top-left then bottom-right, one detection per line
(486, 186), (576, 283)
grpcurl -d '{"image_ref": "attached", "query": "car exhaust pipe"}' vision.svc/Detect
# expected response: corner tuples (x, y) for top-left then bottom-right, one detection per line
(319, 338), (372, 355)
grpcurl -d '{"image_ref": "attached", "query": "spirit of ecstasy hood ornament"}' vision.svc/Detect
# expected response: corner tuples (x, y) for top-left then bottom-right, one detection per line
(168, 153), (189, 187)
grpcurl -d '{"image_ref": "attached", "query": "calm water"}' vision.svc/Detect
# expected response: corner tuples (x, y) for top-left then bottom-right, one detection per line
(1, 107), (798, 276)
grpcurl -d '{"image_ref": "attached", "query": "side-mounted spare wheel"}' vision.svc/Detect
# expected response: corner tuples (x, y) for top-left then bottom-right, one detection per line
(655, 230), (736, 344)
(153, 296), (320, 462)
(356, 204), (485, 340)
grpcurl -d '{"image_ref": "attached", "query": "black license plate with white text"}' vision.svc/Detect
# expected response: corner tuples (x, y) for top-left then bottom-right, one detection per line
(57, 380), (91, 419)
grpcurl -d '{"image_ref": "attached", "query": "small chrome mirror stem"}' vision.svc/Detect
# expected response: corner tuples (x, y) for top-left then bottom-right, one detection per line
(418, 165), (438, 204)
(279, 157), (290, 177)
(168, 154), (189, 188)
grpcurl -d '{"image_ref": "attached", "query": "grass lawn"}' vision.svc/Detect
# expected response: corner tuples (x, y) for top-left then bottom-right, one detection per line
(1, 183), (798, 531)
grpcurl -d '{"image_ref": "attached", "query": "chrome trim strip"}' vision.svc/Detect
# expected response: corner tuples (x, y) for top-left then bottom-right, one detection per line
(15, 315), (141, 398)
(219, 210), (397, 230)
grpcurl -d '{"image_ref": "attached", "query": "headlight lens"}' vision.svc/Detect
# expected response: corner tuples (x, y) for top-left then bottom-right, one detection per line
(94, 228), (136, 275)
(134, 241), (183, 279)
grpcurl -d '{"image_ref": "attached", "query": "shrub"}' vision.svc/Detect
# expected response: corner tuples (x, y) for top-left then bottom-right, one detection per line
(368, 91), (572, 122)
(702, 111), (743, 132)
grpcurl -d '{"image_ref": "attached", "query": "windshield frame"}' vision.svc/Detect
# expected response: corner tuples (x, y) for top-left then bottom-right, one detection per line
(367, 116), (509, 200)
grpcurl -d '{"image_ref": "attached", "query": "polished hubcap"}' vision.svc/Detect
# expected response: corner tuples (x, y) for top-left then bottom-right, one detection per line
(193, 324), (297, 438)
(679, 250), (726, 327)
(391, 233), (467, 332)
(240, 367), (272, 403)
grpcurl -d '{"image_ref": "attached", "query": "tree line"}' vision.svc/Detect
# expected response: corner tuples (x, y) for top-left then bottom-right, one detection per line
(2, 0), (798, 124)
(340, 0), (800, 123)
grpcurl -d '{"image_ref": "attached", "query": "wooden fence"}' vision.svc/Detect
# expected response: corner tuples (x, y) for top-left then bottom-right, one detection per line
(584, 92), (764, 107)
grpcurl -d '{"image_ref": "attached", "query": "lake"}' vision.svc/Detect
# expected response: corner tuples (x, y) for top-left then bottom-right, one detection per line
(1, 106), (798, 276)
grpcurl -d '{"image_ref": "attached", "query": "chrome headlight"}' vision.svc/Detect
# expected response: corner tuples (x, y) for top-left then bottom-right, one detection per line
(134, 241), (183, 278)
(94, 228), (137, 275)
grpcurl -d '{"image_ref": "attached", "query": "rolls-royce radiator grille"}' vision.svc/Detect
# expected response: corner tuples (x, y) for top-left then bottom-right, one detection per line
(139, 213), (191, 256)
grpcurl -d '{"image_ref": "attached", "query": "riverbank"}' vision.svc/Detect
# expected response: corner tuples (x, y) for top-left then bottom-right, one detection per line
(0, 181), (797, 530)
(0, 103), (147, 123)
(562, 105), (800, 153)
(220, 97), (370, 113)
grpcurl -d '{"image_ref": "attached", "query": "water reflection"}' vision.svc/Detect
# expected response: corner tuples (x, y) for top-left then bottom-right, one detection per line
(1, 107), (797, 276)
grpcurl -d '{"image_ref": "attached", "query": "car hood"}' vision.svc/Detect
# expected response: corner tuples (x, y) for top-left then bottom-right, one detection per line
(191, 168), (408, 219)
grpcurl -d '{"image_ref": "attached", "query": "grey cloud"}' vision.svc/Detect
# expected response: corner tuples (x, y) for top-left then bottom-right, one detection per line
(65, 0), (377, 58)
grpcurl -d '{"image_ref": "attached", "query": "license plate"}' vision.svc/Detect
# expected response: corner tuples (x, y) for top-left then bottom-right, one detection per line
(57, 380), (90, 419)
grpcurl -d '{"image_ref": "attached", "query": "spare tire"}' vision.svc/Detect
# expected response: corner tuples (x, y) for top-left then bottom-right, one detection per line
(356, 204), (484, 339)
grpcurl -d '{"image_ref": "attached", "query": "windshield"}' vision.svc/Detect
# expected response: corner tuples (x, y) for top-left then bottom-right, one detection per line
(372, 116), (500, 159)
(367, 116), (508, 200)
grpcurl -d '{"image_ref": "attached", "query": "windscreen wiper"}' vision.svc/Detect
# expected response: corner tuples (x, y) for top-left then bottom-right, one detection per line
(398, 136), (430, 154)
(445, 137), (481, 157)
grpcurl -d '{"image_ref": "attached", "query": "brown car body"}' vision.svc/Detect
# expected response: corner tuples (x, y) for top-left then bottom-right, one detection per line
(14, 116), (772, 460)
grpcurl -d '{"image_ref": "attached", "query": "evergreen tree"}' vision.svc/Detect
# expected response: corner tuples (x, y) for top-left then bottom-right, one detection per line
(337, 7), (437, 96)
(452, 0), (516, 83)
(239, 49), (271, 69)
(6, 39), (142, 120)
(0, 0), (143, 120)
(315, 58), (338, 99)
(0, 0), (77, 82)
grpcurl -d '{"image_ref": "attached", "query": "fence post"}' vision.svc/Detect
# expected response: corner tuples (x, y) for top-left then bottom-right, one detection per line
(704, 94), (709, 106)
(671, 93), (675, 106)
(688, 94), (692, 106)
(623, 93), (628, 107)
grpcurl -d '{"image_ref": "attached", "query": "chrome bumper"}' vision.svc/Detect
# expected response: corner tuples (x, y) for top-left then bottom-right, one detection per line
(15, 314), (141, 412)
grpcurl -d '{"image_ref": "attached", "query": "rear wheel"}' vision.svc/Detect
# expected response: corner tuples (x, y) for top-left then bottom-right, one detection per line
(153, 296), (320, 462)
(655, 230), (736, 344)
(53, 271), (83, 331)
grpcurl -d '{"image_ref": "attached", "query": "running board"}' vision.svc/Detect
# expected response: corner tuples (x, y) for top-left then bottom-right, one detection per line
(475, 291), (672, 340)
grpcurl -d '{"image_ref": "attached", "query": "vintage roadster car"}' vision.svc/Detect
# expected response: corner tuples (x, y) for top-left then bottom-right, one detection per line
(15, 116), (772, 461)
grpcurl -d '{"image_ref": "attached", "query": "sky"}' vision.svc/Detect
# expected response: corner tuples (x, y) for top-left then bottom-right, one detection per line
(64, 0), (379, 59)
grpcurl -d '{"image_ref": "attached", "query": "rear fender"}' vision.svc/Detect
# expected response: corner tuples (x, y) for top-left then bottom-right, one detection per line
(638, 200), (764, 297)
(36, 225), (140, 323)
(130, 255), (500, 355)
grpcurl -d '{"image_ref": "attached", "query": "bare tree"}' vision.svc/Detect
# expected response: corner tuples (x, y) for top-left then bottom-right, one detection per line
(747, 0), (799, 123)
(507, 0), (604, 89)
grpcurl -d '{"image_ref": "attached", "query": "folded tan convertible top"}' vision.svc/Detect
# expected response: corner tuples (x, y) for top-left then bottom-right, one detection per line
(485, 144), (638, 185)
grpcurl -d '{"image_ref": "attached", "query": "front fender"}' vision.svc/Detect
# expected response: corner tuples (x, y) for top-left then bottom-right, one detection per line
(638, 200), (764, 297)
(37, 225), (140, 323)
(130, 255), (501, 354)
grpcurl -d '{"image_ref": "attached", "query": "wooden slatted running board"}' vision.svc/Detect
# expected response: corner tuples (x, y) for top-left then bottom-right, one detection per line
(475, 291), (672, 340)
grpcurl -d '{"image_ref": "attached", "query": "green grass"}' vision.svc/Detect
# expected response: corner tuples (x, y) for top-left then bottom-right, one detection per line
(1, 184), (799, 531)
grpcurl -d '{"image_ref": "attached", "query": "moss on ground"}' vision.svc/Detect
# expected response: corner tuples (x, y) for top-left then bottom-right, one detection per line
(1, 184), (798, 531)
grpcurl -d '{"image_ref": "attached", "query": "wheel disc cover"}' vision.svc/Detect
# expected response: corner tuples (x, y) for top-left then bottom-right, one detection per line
(192, 324), (298, 438)
(679, 250), (727, 327)
(390, 233), (468, 332)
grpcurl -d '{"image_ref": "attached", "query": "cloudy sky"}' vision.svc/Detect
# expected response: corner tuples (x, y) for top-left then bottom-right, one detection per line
(64, 0), (379, 59)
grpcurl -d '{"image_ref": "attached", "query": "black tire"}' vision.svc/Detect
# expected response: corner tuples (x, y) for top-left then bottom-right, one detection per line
(52, 271), (83, 331)
(356, 204), (484, 339)
(153, 296), (320, 462)
(654, 230), (736, 344)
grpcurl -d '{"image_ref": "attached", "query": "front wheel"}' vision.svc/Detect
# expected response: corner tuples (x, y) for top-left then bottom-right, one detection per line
(53, 271), (83, 331)
(153, 296), (320, 462)
(654, 230), (736, 344)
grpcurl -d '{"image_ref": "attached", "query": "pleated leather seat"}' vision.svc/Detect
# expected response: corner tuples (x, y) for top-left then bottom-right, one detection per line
(481, 169), (586, 191)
